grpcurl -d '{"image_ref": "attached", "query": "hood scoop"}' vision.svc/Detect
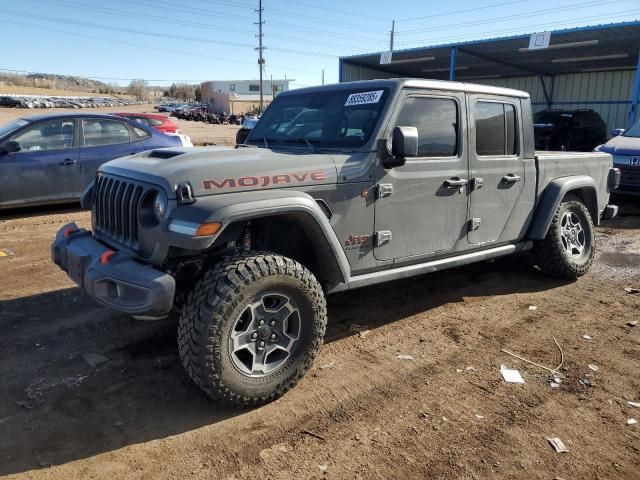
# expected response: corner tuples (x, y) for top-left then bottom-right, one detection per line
(148, 150), (185, 159)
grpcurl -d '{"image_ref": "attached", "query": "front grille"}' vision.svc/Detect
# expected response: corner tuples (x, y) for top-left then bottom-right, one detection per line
(93, 173), (146, 249)
(620, 167), (640, 186)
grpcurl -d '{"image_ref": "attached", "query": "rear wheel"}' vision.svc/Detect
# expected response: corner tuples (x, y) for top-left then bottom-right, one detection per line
(534, 196), (595, 278)
(177, 251), (327, 407)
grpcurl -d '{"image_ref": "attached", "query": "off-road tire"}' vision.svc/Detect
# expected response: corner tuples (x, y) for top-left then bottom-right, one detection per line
(177, 251), (327, 407)
(534, 196), (595, 279)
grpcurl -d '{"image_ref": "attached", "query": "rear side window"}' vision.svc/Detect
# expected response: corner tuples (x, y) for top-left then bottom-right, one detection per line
(394, 97), (458, 157)
(82, 119), (131, 147)
(475, 101), (517, 156)
(148, 118), (164, 126)
(132, 126), (150, 139)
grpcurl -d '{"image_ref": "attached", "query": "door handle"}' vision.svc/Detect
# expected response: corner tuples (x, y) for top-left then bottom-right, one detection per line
(60, 158), (77, 165)
(501, 174), (521, 183)
(443, 177), (468, 188)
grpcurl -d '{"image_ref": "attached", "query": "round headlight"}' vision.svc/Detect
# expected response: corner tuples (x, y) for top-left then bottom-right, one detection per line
(152, 190), (167, 222)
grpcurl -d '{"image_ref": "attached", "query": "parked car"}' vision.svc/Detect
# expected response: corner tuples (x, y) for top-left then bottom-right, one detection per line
(52, 79), (618, 407)
(113, 112), (179, 134)
(0, 96), (22, 107)
(597, 122), (640, 195)
(0, 113), (182, 209)
(534, 109), (606, 151)
(236, 116), (259, 144)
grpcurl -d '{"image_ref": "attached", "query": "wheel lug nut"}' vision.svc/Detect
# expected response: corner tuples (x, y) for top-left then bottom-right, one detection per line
(270, 333), (276, 340)
(259, 341), (265, 347)
(270, 320), (276, 326)
(259, 319), (264, 326)
(251, 332), (258, 339)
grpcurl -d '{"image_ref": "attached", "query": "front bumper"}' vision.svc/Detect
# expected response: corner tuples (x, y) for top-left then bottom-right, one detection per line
(51, 223), (175, 316)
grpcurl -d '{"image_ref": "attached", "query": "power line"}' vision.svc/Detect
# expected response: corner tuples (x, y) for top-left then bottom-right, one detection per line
(37, 0), (362, 50)
(394, 9), (640, 47)
(0, 10), (339, 58)
(398, 0), (632, 34)
(274, 0), (389, 22)
(0, 18), (320, 76)
(398, 0), (527, 22)
(0, 67), (236, 83)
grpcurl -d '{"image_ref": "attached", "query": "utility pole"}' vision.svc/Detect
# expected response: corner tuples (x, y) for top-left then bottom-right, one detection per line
(390, 20), (395, 53)
(255, 0), (265, 112)
(322, 69), (325, 85)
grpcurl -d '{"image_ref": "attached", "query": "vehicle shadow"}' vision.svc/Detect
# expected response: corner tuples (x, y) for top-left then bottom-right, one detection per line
(0, 202), (83, 220)
(0, 253), (566, 475)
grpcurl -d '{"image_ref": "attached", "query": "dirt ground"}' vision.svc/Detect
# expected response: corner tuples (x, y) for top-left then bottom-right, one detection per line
(0, 105), (239, 146)
(0, 194), (638, 479)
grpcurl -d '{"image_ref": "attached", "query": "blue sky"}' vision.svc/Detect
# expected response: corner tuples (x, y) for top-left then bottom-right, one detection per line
(0, 0), (638, 88)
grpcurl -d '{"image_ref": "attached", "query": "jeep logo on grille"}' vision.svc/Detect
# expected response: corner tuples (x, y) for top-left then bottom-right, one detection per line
(630, 157), (640, 166)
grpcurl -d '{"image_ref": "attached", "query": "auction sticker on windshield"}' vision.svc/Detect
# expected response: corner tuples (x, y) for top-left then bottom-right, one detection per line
(344, 90), (384, 107)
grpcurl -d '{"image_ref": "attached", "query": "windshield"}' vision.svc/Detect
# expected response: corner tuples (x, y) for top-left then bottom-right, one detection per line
(0, 118), (29, 139)
(533, 111), (572, 127)
(624, 121), (640, 138)
(247, 88), (390, 149)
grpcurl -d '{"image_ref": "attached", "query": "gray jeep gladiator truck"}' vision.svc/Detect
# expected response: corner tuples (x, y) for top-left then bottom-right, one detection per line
(52, 79), (620, 406)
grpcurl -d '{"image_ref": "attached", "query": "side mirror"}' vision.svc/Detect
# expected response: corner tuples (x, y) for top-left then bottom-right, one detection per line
(1, 140), (21, 154)
(392, 126), (418, 159)
(610, 128), (625, 137)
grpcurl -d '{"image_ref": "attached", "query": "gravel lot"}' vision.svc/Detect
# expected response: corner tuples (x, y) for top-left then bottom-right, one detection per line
(0, 105), (639, 478)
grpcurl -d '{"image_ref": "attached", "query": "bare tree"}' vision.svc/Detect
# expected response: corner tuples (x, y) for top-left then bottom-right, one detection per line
(127, 79), (148, 100)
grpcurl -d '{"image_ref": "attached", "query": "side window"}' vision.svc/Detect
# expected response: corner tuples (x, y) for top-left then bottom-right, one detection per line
(132, 126), (151, 139)
(82, 119), (131, 147)
(148, 118), (164, 127)
(475, 101), (517, 156)
(12, 120), (75, 151)
(394, 97), (458, 157)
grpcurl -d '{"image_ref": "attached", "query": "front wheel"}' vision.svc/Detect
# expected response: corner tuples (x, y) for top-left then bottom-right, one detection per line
(534, 196), (595, 278)
(177, 251), (327, 407)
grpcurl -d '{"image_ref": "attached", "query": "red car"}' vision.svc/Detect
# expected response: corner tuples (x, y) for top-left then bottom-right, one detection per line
(113, 112), (179, 134)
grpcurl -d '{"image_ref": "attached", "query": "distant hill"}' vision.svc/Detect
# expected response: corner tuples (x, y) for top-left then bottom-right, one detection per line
(0, 72), (122, 94)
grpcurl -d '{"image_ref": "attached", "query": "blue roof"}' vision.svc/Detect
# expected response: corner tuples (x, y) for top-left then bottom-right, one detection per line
(340, 21), (640, 80)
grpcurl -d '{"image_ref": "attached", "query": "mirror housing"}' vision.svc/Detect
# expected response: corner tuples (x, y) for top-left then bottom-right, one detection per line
(610, 128), (625, 137)
(1, 140), (21, 155)
(392, 126), (418, 159)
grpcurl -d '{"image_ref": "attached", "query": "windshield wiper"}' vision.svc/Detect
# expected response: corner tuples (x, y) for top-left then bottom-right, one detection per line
(283, 138), (318, 153)
(251, 137), (275, 148)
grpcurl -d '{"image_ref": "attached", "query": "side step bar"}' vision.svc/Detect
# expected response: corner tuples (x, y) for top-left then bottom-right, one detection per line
(332, 241), (533, 293)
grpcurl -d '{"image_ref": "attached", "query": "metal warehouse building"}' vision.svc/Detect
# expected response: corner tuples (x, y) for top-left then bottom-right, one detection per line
(339, 21), (640, 131)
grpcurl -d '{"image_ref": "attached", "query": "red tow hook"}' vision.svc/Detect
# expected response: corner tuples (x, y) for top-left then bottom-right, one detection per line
(100, 250), (115, 265)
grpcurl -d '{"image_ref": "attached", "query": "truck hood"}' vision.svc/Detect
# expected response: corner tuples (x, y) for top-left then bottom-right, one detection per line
(600, 134), (640, 156)
(100, 146), (339, 197)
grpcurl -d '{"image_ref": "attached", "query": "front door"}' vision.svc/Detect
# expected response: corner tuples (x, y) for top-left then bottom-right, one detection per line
(467, 95), (525, 245)
(374, 91), (469, 261)
(0, 119), (81, 207)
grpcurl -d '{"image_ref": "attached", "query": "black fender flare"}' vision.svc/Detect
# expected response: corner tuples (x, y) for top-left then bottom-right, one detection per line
(172, 190), (350, 286)
(527, 175), (598, 240)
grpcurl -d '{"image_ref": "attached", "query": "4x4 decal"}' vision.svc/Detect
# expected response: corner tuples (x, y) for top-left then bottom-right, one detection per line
(202, 171), (327, 190)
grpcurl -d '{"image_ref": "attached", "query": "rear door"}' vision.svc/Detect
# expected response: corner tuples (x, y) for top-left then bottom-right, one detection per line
(0, 118), (81, 207)
(467, 95), (525, 245)
(78, 118), (147, 188)
(374, 91), (469, 261)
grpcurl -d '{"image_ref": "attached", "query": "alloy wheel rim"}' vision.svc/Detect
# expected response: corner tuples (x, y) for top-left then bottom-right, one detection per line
(228, 293), (301, 377)
(560, 211), (586, 258)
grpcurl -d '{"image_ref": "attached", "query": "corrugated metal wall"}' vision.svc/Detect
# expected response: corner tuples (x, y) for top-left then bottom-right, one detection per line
(341, 62), (636, 130)
(474, 70), (635, 130)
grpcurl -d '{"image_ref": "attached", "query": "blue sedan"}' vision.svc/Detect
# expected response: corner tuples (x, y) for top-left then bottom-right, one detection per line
(599, 121), (640, 196)
(0, 113), (182, 209)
